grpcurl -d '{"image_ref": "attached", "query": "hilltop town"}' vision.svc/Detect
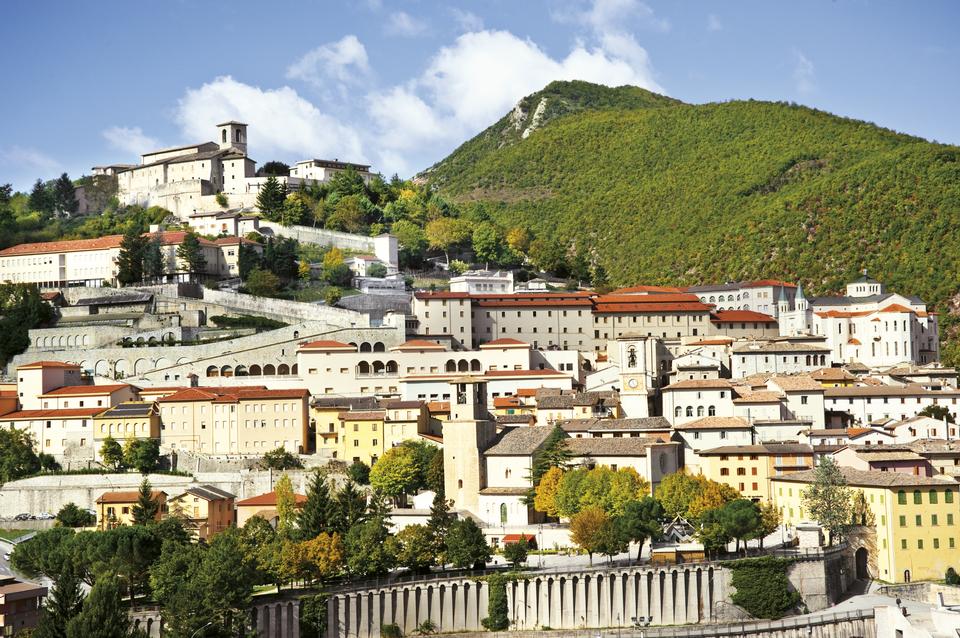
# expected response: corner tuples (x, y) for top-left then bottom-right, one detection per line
(1, 118), (959, 638)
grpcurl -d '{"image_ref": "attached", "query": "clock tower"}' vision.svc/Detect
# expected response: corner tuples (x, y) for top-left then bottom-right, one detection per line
(613, 334), (656, 418)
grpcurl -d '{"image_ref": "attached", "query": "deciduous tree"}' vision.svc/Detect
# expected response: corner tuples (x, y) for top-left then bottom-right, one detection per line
(570, 505), (611, 565)
(370, 446), (419, 502)
(801, 457), (852, 544)
(445, 518), (490, 569)
(175, 231), (207, 274)
(99, 437), (123, 471)
(533, 466), (564, 517)
(616, 496), (665, 560)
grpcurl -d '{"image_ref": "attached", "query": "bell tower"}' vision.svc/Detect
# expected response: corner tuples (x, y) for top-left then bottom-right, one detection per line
(442, 377), (497, 516)
(216, 121), (248, 154)
(613, 335), (653, 418)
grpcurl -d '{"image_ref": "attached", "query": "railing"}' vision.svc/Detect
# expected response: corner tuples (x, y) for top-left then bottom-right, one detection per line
(325, 565), (513, 594)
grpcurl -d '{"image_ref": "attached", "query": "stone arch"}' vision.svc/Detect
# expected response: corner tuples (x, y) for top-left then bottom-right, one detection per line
(359, 342), (372, 352)
(148, 336), (158, 346)
(292, 364), (298, 375)
(358, 361), (371, 375)
(235, 365), (248, 376)
(82, 334), (90, 346)
(35, 337), (42, 348)
(66, 335), (74, 347)
(293, 331), (299, 339)
(114, 359), (130, 378)
(58, 335), (65, 347)
(445, 359), (457, 372)
(249, 364), (262, 376)
(264, 364), (276, 375)
(386, 360), (398, 374)
(470, 359), (481, 371)
(177, 357), (189, 365)
(373, 341), (386, 352)
(221, 365), (234, 377)
(95, 360), (109, 376)
(206, 365), (219, 377)
(135, 337), (145, 346)
(348, 342), (358, 349)
(457, 359), (469, 372)
(277, 363), (290, 375)
(134, 358), (150, 375)
(79, 360), (90, 373)
(372, 360), (384, 374)
(155, 357), (170, 369)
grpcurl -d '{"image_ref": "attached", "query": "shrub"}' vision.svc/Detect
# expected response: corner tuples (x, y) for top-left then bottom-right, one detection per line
(215, 192), (229, 208)
(209, 314), (287, 330)
(481, 573), (510, 631)
(348, 460), (370, 485)
(947, 567), (960, 585)
(726, 556), (800, 619)
(381, 624), (403, 638)
(55, 502), (95, 528)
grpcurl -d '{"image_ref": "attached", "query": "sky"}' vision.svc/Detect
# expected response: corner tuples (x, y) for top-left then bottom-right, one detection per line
(1, 0), (959, 191)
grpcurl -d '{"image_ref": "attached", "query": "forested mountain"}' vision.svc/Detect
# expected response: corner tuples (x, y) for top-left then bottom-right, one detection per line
(421, 80), (960, 360)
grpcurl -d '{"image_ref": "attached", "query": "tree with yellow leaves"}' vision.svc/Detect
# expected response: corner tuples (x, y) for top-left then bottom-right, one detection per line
(533, 466), (564, 517)
(274, 474), (297, 537)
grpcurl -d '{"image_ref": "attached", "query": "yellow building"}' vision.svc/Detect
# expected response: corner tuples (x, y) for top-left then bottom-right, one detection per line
(772, 467), (960, 583)
(311, 397), (380, 460)
(93, 402), (160, 460)
(337, 409), (388, 465)
(235, 489), (307, 527)
(167, 484), (236, 540)
(96, 490), (167, 529)
(808, 367), (857, 388)
(698, 443), (815, 501)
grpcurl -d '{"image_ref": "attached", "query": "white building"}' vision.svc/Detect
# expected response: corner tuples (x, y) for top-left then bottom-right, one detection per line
(688, 280), (798, 317)
(824, 384), (960, 426)
(731, 338), (832, 378)
(449, 271), (514, 295)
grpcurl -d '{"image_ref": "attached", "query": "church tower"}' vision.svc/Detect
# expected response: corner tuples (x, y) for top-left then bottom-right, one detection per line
(216, 121), (248, 154)
(613, 335), (654, 418)
(442, 377), (498, 516)
(777, 285), (790, 317)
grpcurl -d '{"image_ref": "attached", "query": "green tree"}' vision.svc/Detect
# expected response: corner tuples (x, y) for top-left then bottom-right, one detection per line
(122, 438), (160, 474)
(426, 494), (454, 565)
(326, 194), (366, 233)
(347, 460), (370, 485)
(0, 284), (55, 367)
(570, 506), (611, 565)
(175, 231), (207, 274)
(656, 470), (705, 519)
(503, 538), (528, 568)
(324, 286), (342, 306)
(35, 565), (84, 638)
(256, 176), (287, 220)
(65, 576), (132, 638)
(116, 226), (147, 285)
(425, 217), (470, 265)
(259, 447), (303, 470)
(238, 242), (261, 279)
(56, 503), (96, 528)
(370, 446), (419, 503)
(698, 507), (732, 558)
(329, 481), (367, 536)
(246, 267), (281, 297)
(274, 474), (298, 537)
(344, 518), (396, 577)
(282, 192), (311, 226)
(367, 262), (388, 278)
(99, 437), (124, 471)
(259, 161), (290, 176)
(298, 469), (332, 540)
(616, 496), (664, 560)
(531, 425), (571, 483)
(0, 427), (41, 483)
(131, 478), (160, 525)
(391, 219), (427, 267)
(445, 518), (490, 569)
(801, 457), (852, 544)
(471, 222), (505, 267)
(751, 500), (782, 550)
(52, 173), (78, 216)
(28, 179), (53, 216)
(394, 524), (435, 573)
(142, 233), (165, 281)
(720, 499), (762, 554)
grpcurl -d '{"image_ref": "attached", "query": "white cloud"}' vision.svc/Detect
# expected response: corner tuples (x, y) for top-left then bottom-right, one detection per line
(450, 8), (483, 32)
(0, 146), (61, 172)
(175, 76), (365, 162)
(707, 14), (722, 32)
(793, 49), (816, 94)
(286, 35), (370, 89)
(386, 11), (427, 37)
(576, 0), (670, 33)
(102, 126), (161, 157)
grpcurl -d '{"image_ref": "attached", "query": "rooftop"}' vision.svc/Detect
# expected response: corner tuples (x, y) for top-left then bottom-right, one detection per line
(772, 466), (956, 488)
(566, 436), (662, 456)
(483, 426), (554, 456)
(97, 490), (166, 504)
(673, 416), (752, 430)
(236, 490), (308, 507)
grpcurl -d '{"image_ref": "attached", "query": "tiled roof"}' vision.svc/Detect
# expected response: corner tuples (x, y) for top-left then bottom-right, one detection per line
(176, 484), (236, 501)
(392, 339), (447, 351)
(594, 302), (710, 314)
(480, 338), (530, 348)
(493, 396), (522, 408)
(688, 338), (734, 346)
(0, 235), (124, 257)
(338, 410), (386, 421)
(380, 399), (423, 410)
(809, 367), (855, 382)
(298, 340), (356, 351)
(772, 466), (956, 488)
(611, 285), (686, 294)
(699, 443), (814, 455)
(4, 408), (104, 419)
(426, 401), (450, 413)
(732, 391), (783, 404)
(41, 384), (130, 397)
(566, 437), (662, 456)
(236, 490), (308, 507)
(479, 487), (530, 495)
(908, 439), (960, 454)
(497, 414), (536, 424)
(484, 426), (554, 456)
(97, 490), (166, 503)
(824, 384), (960, 398)
(483, 369), (567, 378)
(770, 376), (824, 392)
(96, 402), (158, 418)
(158, 387), (308, 403)
(559, 417), (670, 432)
(853, 449), (924, 462)
(711, 310), (777, 323)
(537, 391), (617, 409)
(313, 396), (379, 410)
(475, 299), (593, 308)
(674, 416), (752, 430)
(732, 341), (831, 353)
(593, 293), (702, 304)
(17, 360), (80, 370)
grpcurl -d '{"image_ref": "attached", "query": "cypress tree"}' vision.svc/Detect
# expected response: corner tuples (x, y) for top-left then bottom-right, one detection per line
(298, 469), (332, 539)
(116, 226), (146, 285)
(131, 478), (159, 525)
(52, 173), (78, 215)
(65, 576), (132, 638)
(35, 565), (85, 638)
(175, 231), (207, 274)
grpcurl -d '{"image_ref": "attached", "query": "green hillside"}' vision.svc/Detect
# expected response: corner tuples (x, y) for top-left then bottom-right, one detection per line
(423, 81), (960, 358)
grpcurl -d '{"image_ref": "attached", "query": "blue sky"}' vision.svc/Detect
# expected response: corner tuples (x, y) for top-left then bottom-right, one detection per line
(1, 0), (958, 191)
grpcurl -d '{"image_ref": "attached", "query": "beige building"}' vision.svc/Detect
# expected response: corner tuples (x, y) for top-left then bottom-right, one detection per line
(97, 489), (167, 529)
(235, 489), (307, 527)
(93, 402), (161, 460)
(156, 386), (310, 454)
(0, 577), (47, 637)
(698, 442), (815, 501)
(168, 484), (236, 540)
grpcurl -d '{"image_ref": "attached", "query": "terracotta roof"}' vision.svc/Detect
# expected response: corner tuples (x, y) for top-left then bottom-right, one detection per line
(825, 385), (960, 398)
(484, 426), (554, 456)
(493, 396), (522, 408)
(426, 401), (450, 413)
(688, 338), (734, 346)
(809, 368), (855, 382)
(733, 391), (783, 404)
(338, 410), (386, 421)
(0, 235), (124, 257)
(475, 299), (592, 308)
(593, 302), (710, 314)
(663, 379), (733, 391)
(414, 291), (472, 300)
(17, 361), (81, 370)
(419, 433), (443, 443)
(711, 310), (777, 323)
(769, 376), (824, 392)
(772, 466), (956, 488)
(502, 533), (536, 542)
(4, 408), (104, 419)
(236, 490), (308, 507)
(846, 427), (881, 437)
(97, 490), (166, 504)
(674, 416), (752, 430)
(879, 304), (917, 314)
(593, 293), (702, 304)
(516, 388), (539, 397)
(158, 387), (308, 403)
(41, 384), (130, 397)
(298, 340), (356, 351)
(847, 338), (862, 346)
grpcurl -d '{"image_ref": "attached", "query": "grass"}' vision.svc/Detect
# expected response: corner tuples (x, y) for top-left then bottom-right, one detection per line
(0, 529), (27, 541)
(291, 282), (360, 303)
(412, 277), (449, 291)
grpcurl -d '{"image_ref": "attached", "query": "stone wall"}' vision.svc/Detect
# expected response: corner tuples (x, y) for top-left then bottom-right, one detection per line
(258, 221), (376, 253)
(200, 288), (369, 326)
(783, 545), (856, 612)
(877, 582), (960, 606)
(327, 564), (730, 638)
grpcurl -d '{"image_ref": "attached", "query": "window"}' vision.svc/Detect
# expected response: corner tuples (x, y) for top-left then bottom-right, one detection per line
(898, 490), (907, 505)
(736, 468), (746, 476)
(914, 490), (922, 505)
(949, 514), (954, 526)
(929, 489), (938, 504)
(901, 539), (907, 549)
(916, 515), (923, 527)
(917, 539), (924, 550)
(720, 468), (729, 476)
(898, 515), (906, 527)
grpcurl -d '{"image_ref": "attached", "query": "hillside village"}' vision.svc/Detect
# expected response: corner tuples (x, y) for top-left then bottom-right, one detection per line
(2, 111), (960, 636)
